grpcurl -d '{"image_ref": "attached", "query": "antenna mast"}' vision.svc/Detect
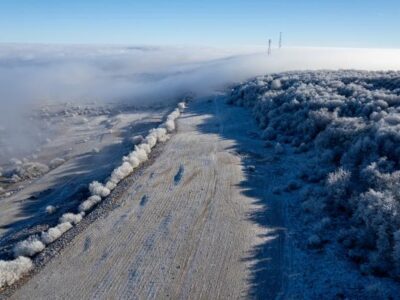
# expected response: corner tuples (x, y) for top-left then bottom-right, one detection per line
(279, 32), (282, 49)
(268, 39), (272, 55)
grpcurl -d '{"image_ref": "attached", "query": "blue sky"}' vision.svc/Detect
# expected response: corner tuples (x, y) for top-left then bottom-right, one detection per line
(1, 0), (399, 48)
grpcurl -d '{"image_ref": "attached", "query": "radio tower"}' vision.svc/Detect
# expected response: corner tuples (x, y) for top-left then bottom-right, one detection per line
(268, 39), (272, 55)
(279, 32), (282, 49)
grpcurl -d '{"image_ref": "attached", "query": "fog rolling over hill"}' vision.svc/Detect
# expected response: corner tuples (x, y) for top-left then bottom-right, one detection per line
(2, 44), (400, 298)
(1, 45), (400, 162)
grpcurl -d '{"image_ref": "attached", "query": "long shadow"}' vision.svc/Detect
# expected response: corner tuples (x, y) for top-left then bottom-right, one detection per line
(192, 96), (287, 299)
(0, 116), (162, 259)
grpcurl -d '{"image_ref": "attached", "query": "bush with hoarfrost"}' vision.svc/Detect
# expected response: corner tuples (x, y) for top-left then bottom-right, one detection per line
(326, 168), (351, 211)
(0, 256), (33, 288)
(14, 162), (49, 180)
(164, 119), (176, 132)
(133, 147), (148, 163)
(49, 157), (66, 169)
(123, 153), (140, 169)
(229, 70), (400, 279)
(79, 195), (102, 212)
(45, 205), (56, 214)
(109, 162), (134, 185)
(178, 102), (186, 111)
(59, 213), (83, 225)
(89, 181), (110, 198)
(145, 136), (157, 148)
(41, 222), (73, 245)
(13, 236), (45, 257)
(130, 135), (144, 145)
(137, 143), (151, 155)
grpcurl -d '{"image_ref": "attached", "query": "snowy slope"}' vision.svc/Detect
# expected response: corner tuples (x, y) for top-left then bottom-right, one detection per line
(229, 70), (400, 294)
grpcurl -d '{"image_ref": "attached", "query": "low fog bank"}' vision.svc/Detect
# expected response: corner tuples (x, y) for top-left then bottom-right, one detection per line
(1, 44), (400, 161)
(1, 45), (400, 110)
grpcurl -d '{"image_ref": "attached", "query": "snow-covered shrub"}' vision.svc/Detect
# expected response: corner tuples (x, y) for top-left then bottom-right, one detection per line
(0, 256), (33, 288)
(14, 162), (49, 179)
(79, 195), (102, 212)
(149, 128), (169, 143)
(123, 152), (141, 169)
(45, 205), (56, 214)
(178, 102), (186, 111)
(130, 135), (144, 145)
(163, 108), (181, 132)
(228, 70), (400, 279)
(89, 181), (110, 198)
(145, 136), (157, 149)
(105, 180), (117, 191)
(109, 162), (134, 186)
(307, 234), (323, 249)
(274, 143), (284, 154)
(59, 213), (83, 225)
(326, 168), (352, 211)
(49, 158), (66, 169)
(13, 236), (45, 257)
(164, 119), (175, 132)
(133, 147), (148, 163)
(40, 222), (73, 245)
(271, 79), (282, 90)
(136, 143), (151, 155)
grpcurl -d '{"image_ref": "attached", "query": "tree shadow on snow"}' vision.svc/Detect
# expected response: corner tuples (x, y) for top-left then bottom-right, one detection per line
(192, 95), (287, 299)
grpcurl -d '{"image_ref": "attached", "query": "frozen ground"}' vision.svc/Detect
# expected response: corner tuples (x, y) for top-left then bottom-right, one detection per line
(2, 45), (400, 297)
(0, 102), (168, 258)
(7, 96), (286, 299)
(7, 87), (400, 299)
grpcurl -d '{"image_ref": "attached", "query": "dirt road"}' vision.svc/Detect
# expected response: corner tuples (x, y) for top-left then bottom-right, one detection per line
(12, 96), (285, 299)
